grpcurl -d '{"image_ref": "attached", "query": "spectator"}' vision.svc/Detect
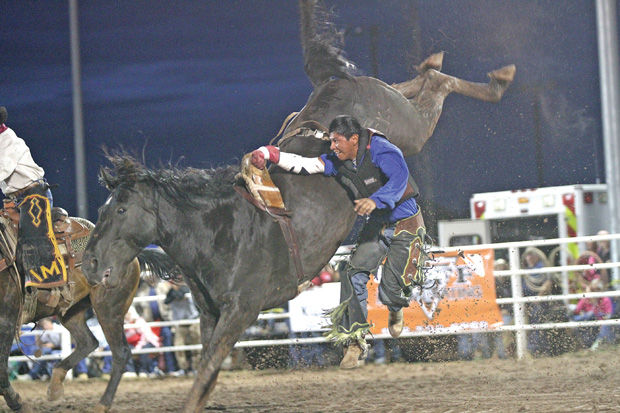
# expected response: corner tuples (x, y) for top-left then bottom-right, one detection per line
(11, 324), (38, 380)
(457, 333), (491, 360)
(571, 279), (614, 350)
(575, 251), (608, 292)
(370, 338), (402, 364)
(289, 265), (336, 368)
(165, 281), (200, 376)
(492, 258), (512, 359)
(28, 317), (62, 380)
(596, 230), (611, 263)
(124, 306), (161, 377)
(521, 247), (553, 356)
(134, 276), (177, 374)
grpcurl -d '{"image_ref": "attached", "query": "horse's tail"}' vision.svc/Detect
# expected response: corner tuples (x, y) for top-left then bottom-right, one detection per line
(299, 0), (356, 88)
(136, 248), (183, 283)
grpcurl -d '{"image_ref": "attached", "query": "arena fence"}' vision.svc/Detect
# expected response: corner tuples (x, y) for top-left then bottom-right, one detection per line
(10, 232), (620, 376)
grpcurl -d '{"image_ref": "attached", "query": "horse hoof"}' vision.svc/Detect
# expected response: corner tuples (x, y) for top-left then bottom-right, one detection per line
(415, 51), (444, 73)
(488, 64), (516, 83)
(47, 368), (67, 401)
(47, 381), (64, 401)
(93, 403), (110, 413)
(17, 402), (34, 413)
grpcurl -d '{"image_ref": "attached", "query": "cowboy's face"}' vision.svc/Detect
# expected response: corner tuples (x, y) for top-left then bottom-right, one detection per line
(329, 132), (359, 161)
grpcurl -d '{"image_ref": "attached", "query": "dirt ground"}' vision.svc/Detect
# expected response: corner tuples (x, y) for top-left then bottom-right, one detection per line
(5, 347), (620, 413)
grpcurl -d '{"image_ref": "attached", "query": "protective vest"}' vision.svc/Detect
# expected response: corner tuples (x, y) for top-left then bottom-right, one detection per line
(335, 129), (419, 205)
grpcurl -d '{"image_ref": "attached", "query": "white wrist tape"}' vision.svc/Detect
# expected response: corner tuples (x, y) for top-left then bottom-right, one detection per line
(277, 152), (325, 175)
(258, 146), (270, 160)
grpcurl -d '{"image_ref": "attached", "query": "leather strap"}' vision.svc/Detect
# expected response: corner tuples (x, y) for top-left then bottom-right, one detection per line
(276, 216), (305, 283)
(234, 185), (305, 282)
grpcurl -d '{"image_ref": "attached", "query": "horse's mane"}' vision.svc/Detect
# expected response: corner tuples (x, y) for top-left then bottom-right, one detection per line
(99, 152), (238, 208)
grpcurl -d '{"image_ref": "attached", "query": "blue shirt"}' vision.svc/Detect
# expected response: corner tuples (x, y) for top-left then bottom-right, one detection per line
(320, 134), (418, 223)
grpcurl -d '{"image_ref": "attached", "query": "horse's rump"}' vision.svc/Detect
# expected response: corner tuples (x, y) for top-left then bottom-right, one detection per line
(284, 76), (429, 154)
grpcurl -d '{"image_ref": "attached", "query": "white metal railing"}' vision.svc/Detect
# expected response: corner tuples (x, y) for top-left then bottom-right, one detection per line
(10, 232), (620, 373)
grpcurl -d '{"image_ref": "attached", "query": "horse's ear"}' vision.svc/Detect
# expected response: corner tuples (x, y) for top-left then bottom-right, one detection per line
(98, 166), (115, 190)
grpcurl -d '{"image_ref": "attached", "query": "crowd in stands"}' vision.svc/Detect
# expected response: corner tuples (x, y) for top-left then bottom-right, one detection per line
(8, 230), (620, 380)
(9, 277), (202, 381)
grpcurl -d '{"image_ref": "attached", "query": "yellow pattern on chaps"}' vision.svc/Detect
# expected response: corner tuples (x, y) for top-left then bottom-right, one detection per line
(17, 194), (68, 288)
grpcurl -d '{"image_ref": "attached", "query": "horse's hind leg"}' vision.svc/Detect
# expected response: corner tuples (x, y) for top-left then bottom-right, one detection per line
(392, 52), (515, 103)
(391, 51), (445, 97)
(47, 299), (98, 401)
(183, 295), (260, 413)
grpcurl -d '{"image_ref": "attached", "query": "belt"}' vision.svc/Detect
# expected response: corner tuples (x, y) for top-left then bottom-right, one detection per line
(8, 181), (44, 199)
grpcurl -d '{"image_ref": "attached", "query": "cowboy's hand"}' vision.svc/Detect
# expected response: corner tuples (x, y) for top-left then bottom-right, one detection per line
(250, 146), (280, 169)
(354, 198), (377, 216)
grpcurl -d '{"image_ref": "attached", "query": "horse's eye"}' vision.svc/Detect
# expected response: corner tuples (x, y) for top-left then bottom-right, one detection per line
(117, 207), (126, 215)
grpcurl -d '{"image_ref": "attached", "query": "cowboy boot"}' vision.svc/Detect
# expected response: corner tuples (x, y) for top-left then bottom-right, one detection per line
(388, 309), (404, 338)
(340, 343), (364, 369)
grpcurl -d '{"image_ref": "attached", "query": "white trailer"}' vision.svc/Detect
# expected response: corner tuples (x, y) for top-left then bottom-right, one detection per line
(438, 184), (611, 295)
(439, 184), (609, 261)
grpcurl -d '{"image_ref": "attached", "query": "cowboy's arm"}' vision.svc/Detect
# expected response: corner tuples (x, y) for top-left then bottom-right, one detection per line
(368, 149), (409, 209)
(251, 145), (325, 175)
(0, 132), (22, 181)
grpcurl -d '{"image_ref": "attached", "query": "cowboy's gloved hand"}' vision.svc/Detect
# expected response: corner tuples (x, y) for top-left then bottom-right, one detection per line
(353, 198), (377, 216)
(250, 145), (280, 169)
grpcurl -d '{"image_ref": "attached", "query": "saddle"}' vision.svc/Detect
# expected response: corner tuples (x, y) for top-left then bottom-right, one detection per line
(1, 203), (94, 319)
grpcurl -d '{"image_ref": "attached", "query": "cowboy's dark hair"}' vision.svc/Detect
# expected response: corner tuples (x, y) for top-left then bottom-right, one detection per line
(328, 115), (362, 140)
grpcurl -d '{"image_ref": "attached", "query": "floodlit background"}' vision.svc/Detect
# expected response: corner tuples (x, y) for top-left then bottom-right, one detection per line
(1, 1), (618, 231)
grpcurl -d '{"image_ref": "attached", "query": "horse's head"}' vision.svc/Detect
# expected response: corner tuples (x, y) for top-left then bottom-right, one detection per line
(83, 156), (160, 288)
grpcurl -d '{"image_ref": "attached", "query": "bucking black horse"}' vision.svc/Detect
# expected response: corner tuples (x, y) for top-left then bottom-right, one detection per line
(82, 1), (515, 411)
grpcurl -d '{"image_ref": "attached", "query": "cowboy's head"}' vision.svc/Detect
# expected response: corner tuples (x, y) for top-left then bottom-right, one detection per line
(328, 115), (362, 161)
(0, 106), (7, 132)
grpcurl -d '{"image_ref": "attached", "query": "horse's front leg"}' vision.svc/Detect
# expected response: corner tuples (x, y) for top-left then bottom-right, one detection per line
(0, 267), (33, 413)
(183, 294), (260, 413)
(91, 290), (133, 413)
(89, 262), (140, 413)
(48, 300), (98, 401)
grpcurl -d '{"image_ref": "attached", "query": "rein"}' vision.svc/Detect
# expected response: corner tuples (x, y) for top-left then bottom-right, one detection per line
(269, 111), (299, 145)
(233, 185), (305, 282)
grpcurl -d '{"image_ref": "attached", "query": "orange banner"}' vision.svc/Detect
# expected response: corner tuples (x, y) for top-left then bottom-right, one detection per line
(367, 249), (502, 335)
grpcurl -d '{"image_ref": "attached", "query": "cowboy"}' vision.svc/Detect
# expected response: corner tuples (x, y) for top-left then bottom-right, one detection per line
(251, 114), (428, 369)
(0, 106), (67, 292)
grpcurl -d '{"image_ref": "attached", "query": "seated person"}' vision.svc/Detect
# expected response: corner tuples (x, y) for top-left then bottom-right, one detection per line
(572, 279), (614, 350)
(28, 317), (62, 380)
(124, 306), (161, 376)
(575, 252), (608, 292)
